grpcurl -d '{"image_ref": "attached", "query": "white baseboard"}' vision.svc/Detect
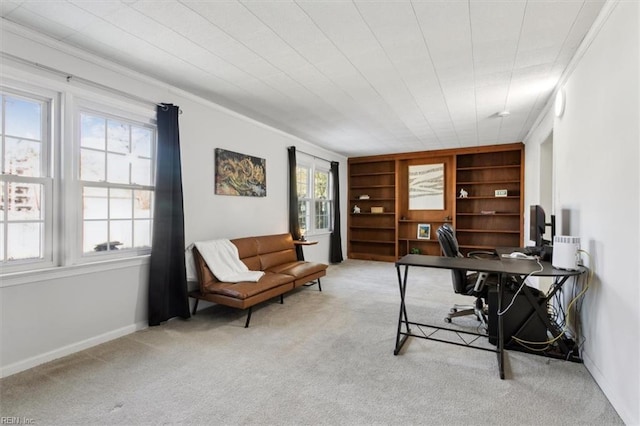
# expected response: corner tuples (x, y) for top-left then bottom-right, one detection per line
(0, 321), (148, 378)
(583, 351), (636, 425)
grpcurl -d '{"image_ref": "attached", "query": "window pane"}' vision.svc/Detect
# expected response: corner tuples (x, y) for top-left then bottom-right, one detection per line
(5, 96), (41, 140)
(315, 200), (331, 229)
(110, 188), (132, 219)
(131, 158), (151, 185)
(107, 120), (130, 154)
(134, 219), (151, 248)
(110, 220), (132, 249)
(134, 190), (152, 218)
(7, 222), (42, 260)
(132, 126), (152, 157)
(81, 149), (105, 181)
(0, 225), (4, 261)
(107, 153), (129, 184)
(7, 182), (42, 221)
(77, 109), (156, 258)
(83, 187), (108, 220)
(4, 137), (41, 177)
(298, 200), (309, 234)
(84, 220), (108, 253)
(296, 167), (309, 198)
(80, 114), (105, 150)
(315, 171), (329, 199)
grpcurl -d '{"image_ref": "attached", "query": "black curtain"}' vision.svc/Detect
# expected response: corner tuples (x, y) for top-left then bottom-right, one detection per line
(148, 104), (190, 326)
(330, 161), (344, 263)
(287, 146), (304, 260)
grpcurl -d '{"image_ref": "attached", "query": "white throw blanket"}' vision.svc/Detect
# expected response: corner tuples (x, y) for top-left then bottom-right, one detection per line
(194, 239), (264, 283)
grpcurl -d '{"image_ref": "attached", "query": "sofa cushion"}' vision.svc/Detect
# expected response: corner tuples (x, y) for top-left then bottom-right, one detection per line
(203, 272), (293, 299)
(231, 236), (261, 271)
(261, 249), (298, 270)
(266, 261), (327, 279)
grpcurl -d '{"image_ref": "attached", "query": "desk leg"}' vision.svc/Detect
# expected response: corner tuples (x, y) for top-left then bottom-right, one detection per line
(497, 275), (505, 379)
(394, 264), (411, 355)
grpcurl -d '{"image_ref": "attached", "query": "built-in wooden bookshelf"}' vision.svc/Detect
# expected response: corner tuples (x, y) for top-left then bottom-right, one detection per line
(347, 144), (524, 261)
(348, 159), (396, 261)
(455, 148), (524, 253)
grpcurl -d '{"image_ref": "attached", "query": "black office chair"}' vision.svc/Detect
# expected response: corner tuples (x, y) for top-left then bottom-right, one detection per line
(436, 224), (497, 326)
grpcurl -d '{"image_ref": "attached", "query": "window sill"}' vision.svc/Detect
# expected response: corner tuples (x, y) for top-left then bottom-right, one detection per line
(0, 255), (150, 288)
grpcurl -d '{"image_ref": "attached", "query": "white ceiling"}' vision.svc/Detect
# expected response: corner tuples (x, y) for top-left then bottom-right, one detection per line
(1, 0), (605, 157)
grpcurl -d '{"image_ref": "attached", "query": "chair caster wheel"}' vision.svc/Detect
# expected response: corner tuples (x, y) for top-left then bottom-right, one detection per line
(444, 317), (452, 323)
(450, 308), (457, 313)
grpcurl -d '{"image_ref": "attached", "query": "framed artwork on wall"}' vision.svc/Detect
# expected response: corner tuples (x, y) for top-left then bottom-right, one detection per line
(408, 163), (444, 210)
(215, 148), (266, 197)
(417, 223), (431, 240)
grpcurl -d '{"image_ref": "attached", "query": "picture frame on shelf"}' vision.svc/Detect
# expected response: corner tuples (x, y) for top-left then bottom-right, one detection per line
(417, 223), (431, 240)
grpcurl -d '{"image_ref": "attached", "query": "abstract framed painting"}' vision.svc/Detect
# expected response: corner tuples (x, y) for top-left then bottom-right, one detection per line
(214, 148), (266, 197)
(408, 163), (444, 210)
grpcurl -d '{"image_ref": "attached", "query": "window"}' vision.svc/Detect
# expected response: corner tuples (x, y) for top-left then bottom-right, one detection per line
(0, 90), (52, 267)
(296, 156), (332, 236)
(1, 79), (157, 274)
(79, 110), (155, 256)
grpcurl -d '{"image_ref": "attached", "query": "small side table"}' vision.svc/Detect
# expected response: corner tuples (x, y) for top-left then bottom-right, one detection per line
(293, 240), (318, 261)
(293, 240), (322, 291)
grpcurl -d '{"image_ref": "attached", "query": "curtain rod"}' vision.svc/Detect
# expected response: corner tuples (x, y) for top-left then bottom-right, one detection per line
(296, 148), (333, 164)
(1, 52), (182, 114)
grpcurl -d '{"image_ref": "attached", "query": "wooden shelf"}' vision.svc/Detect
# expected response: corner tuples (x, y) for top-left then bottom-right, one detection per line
(456, 180), (520, 185)
(348, 144), (523, 261)
(350, 239), (395, 245)
(456, 165), (520, 171)
(456, 213), (519, 216)
(350, 172), (395, 177)
(455, 148), (524, 253)
(350, 226), (395, 230)
(456, 229), (520, 234)
(456, 196), (520, 200)
(398, 219), (453, 223)
(351, 185), (395, 189)
(351, 198), (395, 201)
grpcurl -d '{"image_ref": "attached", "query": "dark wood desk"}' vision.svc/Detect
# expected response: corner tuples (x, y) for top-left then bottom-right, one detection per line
(394, 254), (585, 379)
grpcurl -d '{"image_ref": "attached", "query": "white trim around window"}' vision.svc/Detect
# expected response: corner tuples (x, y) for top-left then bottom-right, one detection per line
(296, 153), (333, 237)
(0, 75), (157, 277)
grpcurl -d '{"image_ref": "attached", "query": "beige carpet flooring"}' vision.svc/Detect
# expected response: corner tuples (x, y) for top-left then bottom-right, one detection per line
(0, 259), (623, 425)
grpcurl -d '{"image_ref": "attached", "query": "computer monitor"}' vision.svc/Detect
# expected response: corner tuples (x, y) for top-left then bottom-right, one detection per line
(530, 205), (556, 247)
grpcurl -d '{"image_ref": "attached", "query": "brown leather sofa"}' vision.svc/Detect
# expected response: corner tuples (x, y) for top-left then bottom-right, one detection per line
(190, 233), (328, 327)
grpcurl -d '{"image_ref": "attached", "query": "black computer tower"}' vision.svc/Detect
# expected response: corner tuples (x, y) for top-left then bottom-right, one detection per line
(487, 285), (548, 346)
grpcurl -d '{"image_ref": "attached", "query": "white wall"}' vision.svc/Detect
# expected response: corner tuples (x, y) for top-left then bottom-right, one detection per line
(525, 2), (639, 423)
(0, 24), (347, 377)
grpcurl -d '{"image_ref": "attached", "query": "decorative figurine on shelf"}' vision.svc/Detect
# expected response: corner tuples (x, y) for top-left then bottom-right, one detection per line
(353, 205), (361, 214)
(459, 188), (468, 198)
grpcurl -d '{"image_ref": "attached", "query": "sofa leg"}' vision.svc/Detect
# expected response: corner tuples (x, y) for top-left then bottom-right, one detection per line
(192, 298), (199, 315)
(304, 279), (323, 291)
(244, 307), (253, 328)
(280, 294), (284, 304)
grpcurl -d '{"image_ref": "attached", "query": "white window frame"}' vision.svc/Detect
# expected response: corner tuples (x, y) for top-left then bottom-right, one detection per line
(0, 74), (157, 277)
(296, 154), (333, 237)
(72, 99), (157, 263)
(0, 85), (56, 273)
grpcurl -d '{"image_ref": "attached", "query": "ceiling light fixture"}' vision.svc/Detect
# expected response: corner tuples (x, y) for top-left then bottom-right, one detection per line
(497, 111), (510, 118)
